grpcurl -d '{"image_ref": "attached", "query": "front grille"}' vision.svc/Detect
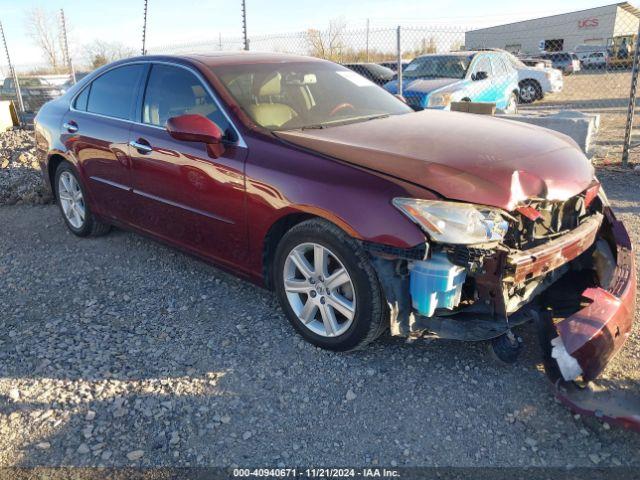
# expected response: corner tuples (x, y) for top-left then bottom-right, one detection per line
(505, 195), (593, 251)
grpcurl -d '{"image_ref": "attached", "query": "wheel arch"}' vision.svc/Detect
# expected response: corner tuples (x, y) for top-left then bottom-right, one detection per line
(261, 209), (360, 290)
(47, 153), (70, 196)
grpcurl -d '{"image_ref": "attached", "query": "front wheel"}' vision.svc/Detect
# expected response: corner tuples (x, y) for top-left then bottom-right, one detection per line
(273, 219), (387, 351)
(504, 92), (518, 114)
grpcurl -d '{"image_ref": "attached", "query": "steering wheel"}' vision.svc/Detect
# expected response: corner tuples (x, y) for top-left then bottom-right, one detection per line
(329, 102), (356, 116)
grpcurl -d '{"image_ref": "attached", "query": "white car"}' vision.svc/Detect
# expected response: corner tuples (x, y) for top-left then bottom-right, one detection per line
(581, 51), (608, 69)
(505, 53), (563, 104)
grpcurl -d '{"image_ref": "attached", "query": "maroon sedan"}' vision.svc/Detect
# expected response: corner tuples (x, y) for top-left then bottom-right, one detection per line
(35, 53), (636, 423)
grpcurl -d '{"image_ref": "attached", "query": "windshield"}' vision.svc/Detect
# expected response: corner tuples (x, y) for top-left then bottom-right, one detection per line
(213, 61), (412, 131)
(403, 55), (474, 79)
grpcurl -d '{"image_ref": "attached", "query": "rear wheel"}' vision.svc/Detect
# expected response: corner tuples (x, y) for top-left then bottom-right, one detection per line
(273, 219), (387, 351)
(54, 162), (110, 237)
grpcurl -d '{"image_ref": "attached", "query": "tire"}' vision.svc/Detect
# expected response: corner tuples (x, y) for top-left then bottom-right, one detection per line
(273, 218), (387, 351)
(54, 162), (111, 237)
(504, 92), (518, 114)
(518, 80), (541, 104)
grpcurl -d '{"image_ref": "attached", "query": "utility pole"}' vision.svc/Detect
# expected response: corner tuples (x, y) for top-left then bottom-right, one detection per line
(141, 0), (149, 55)
(59, 9), (76, 84)
(396, 26), (403, 96)
(241, 0), (249, 50)
(219, 32), (222, 50)
(0, 21), (24, 114)
(366, 18), (370, 62)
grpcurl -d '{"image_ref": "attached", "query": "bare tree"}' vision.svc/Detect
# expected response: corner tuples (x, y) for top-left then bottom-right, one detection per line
(25, 7), (62, 70)
(305, 19), (346, 61)
(83, 40), (136, 69)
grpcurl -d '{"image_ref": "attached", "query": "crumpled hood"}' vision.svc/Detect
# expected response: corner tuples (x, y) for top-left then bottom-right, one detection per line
(403, 77), (461, 94)
(275, 110), (594, 211)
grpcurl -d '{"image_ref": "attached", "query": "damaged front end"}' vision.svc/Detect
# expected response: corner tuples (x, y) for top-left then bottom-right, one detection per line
(370, 184), (637, 430)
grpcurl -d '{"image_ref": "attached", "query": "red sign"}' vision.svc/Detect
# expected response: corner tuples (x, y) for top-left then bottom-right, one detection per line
(578, 18), (600, 29)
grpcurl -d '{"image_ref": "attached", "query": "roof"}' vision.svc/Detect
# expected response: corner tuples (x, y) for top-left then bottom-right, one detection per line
(467, 2), (640, 33)
(180, 51), (326, 67)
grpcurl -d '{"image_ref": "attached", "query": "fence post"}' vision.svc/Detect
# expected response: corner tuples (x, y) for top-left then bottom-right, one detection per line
(622, 22), (640, 166)
(141, 0), (148, 55)
(242, 0), (249, 51)
(396, 26), (402, 96)
(366, 19), (370, 62)
(59, 9), (76, 84)
(0, 21), (24, 115)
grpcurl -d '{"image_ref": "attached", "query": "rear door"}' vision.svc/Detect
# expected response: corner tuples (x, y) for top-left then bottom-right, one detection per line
(62, 63), (145, 222)
(467, 54), (494, 102)
(127, 62), (248, 264)
(489, 54), (514, 109)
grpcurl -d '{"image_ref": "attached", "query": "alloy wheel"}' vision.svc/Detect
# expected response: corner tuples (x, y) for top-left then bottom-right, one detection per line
(283, 242), (356, 337)
(520, 84), (536, 102)
(58, 171), (86, 229)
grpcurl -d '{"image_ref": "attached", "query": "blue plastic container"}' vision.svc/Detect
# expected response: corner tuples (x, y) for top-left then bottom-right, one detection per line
(409, 253), (467, 317)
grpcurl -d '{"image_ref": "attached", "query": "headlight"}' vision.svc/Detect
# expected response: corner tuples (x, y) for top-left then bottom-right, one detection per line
(393, 198), (509, 245)
(428, 92), (452, 108)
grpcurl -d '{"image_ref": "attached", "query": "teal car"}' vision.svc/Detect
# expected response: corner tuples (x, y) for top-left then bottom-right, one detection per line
(383, 51), (519, 113)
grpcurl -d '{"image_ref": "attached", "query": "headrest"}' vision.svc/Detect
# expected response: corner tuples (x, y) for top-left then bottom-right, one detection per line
(254, 72), (282, 97)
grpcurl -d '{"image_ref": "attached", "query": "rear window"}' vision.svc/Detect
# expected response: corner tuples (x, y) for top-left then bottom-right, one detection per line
(74, 86), (90, 111)
(86, 64), (144, 120)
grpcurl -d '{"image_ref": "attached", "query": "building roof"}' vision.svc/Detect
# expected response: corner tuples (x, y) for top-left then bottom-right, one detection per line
(467, 2), (640, 33)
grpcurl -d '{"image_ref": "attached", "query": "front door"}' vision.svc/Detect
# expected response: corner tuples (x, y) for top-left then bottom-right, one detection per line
(63, 64), (146, 222)
(128, 63), (248, 265)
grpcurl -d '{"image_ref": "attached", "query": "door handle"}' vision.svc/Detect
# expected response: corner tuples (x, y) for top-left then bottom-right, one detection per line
(63, 121), (78, 133)
(129, 139), (153, 154)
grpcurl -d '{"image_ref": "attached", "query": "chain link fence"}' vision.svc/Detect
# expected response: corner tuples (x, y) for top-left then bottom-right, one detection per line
(4, 10), (640, 165)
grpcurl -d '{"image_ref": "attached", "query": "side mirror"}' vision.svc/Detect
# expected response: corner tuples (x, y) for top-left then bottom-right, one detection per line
(472, 71), (488, 81)
(166, 114), (225, 158)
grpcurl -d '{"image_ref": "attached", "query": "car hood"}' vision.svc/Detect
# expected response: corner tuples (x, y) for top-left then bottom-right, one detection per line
(275, 110), (594, 211)
(403, 77), (461, 94)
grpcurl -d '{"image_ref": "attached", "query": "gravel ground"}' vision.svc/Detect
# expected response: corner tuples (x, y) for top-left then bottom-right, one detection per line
(0, 129), (52, 206)
(0, 132), (639, 468)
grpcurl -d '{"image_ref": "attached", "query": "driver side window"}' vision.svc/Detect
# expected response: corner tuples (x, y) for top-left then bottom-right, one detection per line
(473, 56), (492, 78)
(142, 64), (232, 138)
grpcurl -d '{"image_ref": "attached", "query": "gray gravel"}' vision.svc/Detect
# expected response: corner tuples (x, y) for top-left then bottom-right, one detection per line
(0, 129), (52, 206)
(0, 156), (639, 466)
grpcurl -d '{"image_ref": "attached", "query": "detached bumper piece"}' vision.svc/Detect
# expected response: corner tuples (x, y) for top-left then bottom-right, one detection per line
(540, 210), (638, 431)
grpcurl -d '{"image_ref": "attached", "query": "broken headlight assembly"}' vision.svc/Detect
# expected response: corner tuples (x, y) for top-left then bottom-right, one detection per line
(393, 198), (508, 245)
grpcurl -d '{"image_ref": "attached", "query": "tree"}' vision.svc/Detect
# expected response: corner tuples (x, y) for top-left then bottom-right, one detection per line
(305, 19), (346, 61)
(25, 7), (62, 70)
(83, 40), (136, 69)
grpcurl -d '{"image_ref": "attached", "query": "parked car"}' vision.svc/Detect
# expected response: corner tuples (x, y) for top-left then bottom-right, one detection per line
(61, 72), (91, 93)
(383, 51), (519, 112)
(518, 56), (553, 69)
(504, 52), (563, 103)
(342, 63), (395, 86)
(539, 52), (581, 75)
(34, 54), (635, 409)
(0, 76), (63, 112)
(581, 51), (608, 69)
(378, 60), (411, 72)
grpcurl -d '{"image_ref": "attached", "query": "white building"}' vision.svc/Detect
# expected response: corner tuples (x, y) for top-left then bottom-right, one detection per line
(465, 2), (640, 54)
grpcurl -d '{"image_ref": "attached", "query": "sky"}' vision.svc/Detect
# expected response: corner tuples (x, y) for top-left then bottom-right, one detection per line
(0, 0), (625, 69)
